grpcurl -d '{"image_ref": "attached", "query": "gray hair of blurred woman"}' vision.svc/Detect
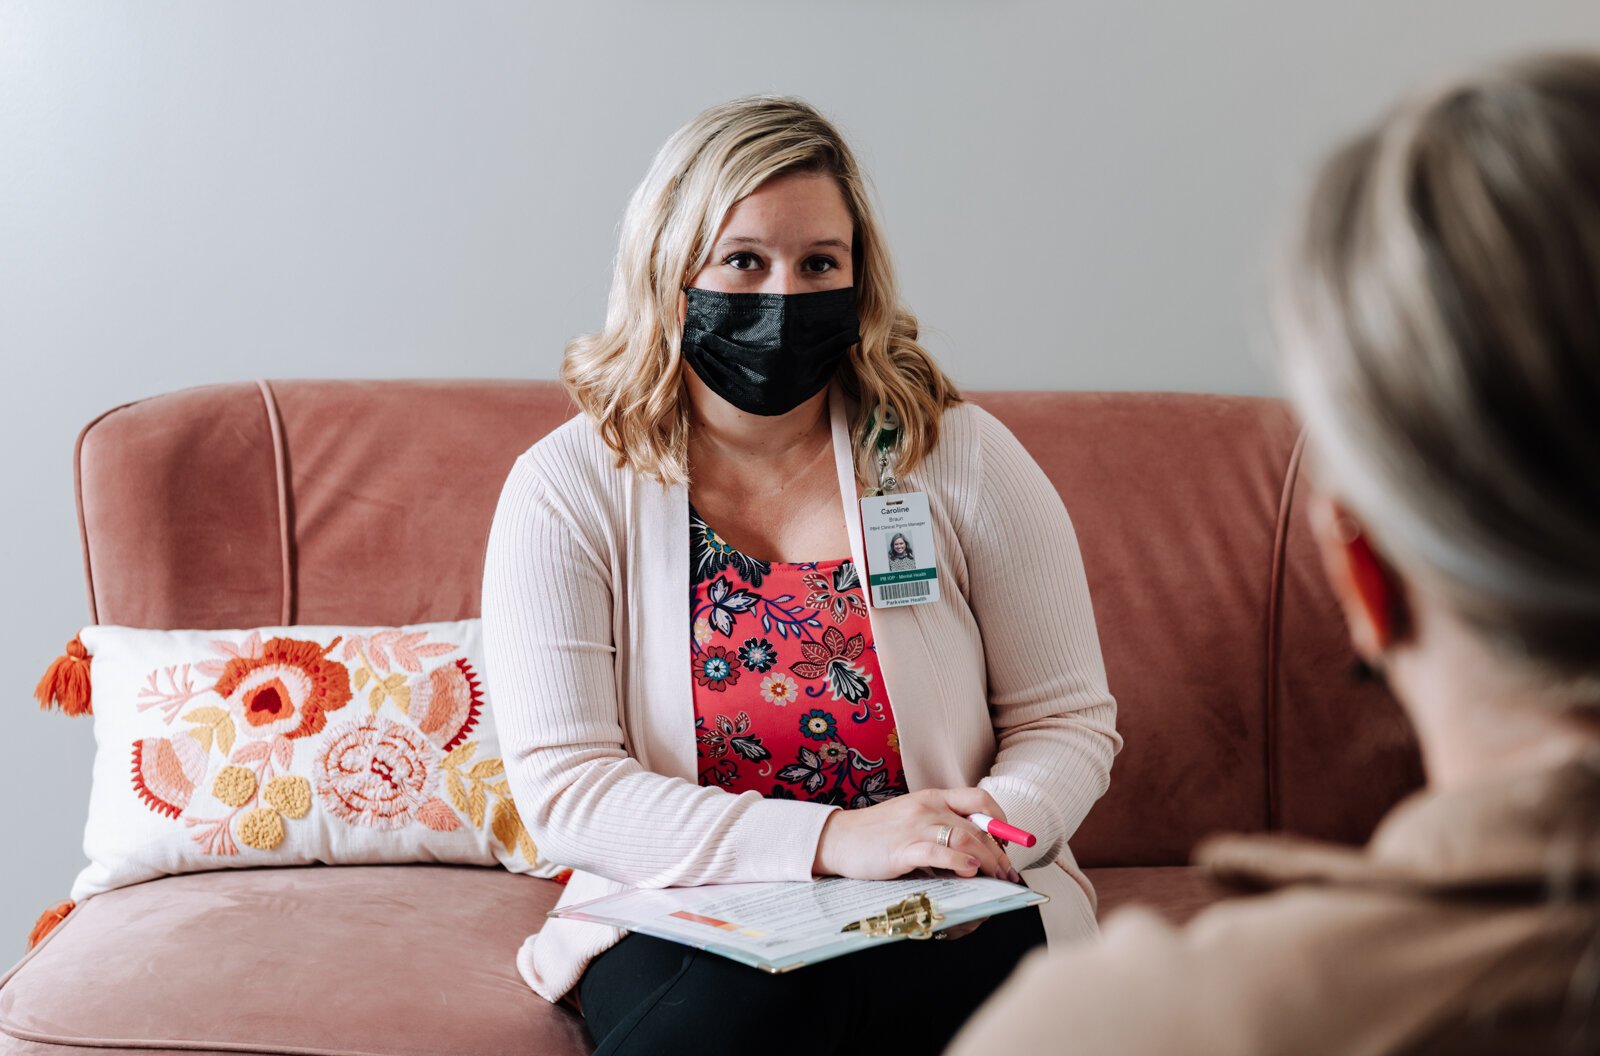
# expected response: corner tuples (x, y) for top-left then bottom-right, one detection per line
(1275, 52), (1600, 706)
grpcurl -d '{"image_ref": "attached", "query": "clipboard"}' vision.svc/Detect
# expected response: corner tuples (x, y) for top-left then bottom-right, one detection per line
(549, 875), (1048, 973)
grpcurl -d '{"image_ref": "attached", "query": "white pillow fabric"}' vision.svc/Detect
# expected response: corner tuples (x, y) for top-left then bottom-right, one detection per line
(73, 619), (562, 901)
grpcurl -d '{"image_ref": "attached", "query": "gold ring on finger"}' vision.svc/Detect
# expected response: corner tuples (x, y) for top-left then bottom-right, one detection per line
(936, 824), (954, 849)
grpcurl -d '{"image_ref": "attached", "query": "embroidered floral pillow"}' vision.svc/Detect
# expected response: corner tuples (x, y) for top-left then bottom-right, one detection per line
(71, 620), (561, 902)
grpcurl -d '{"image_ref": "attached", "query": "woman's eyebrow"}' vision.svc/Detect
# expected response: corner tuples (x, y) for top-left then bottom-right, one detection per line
(715, 236), (851, 250)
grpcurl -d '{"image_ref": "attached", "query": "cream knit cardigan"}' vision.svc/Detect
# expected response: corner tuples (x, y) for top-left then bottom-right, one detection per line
(482, 385), (1122, 1002)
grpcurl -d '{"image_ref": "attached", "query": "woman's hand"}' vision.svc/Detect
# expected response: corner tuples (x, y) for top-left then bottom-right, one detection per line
(811, 788), (1024, 883)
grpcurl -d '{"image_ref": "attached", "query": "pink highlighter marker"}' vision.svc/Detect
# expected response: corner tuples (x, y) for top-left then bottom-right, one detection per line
(967, 812), (1037, 849)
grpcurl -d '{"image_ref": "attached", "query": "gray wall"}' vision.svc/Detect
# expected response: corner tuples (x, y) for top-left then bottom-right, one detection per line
(3, 1), (1596, 952)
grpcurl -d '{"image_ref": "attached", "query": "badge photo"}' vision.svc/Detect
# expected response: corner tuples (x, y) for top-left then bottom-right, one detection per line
(859, 492), (940, 608)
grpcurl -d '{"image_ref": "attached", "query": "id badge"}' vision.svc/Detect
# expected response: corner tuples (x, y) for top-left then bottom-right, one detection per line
(859, 492), (941, 608)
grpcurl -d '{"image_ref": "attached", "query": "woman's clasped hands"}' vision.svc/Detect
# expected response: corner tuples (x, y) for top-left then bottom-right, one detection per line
(811, 787), (1024, 884)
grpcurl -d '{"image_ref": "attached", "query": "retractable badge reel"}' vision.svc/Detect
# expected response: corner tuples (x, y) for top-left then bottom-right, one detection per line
(859, 409), (941, 609)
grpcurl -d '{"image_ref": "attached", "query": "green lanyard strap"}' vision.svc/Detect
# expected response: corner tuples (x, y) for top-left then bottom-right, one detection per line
(863, 409), (900, 496)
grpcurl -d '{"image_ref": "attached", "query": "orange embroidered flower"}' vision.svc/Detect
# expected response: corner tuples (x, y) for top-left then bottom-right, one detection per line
(214, 637), (352, 741)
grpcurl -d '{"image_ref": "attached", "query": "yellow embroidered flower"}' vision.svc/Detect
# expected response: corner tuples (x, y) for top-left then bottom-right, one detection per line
(263, 775), (312, 819)
(693, 617), (713, 646)
(236, 807), (286, 850)
(759, 672), (798, 706)
(886, 728), (900, 754)
(211, 765), (258, 808)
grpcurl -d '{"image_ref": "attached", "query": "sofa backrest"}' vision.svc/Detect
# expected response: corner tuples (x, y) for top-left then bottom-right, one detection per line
(74, 380), (1423, 867)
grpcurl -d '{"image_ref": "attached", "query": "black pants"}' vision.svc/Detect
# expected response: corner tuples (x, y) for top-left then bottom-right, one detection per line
(579, 907), (1046, 1056)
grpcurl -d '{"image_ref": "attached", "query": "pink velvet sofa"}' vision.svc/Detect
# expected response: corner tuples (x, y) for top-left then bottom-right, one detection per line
(0, 380), (1424, 1055)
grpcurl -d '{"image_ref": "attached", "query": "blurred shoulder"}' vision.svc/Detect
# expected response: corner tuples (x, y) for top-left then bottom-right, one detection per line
(955, 885), (1548, 1056)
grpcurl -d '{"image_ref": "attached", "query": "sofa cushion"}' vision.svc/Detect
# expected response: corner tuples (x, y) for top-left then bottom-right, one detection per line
(0, 866), (592, 1056)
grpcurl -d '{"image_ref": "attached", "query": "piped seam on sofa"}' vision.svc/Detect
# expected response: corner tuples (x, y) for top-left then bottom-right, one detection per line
(253, 380), (294, 626)
(1263, 430), (1309, 833)
(72, 401), (141, 627)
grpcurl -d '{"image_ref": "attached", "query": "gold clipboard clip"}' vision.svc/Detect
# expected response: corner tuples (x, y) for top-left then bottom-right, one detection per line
(840, 892), (945, 940)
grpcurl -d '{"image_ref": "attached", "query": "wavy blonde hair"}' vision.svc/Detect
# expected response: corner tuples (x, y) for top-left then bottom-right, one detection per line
(561, 96), (961, 485)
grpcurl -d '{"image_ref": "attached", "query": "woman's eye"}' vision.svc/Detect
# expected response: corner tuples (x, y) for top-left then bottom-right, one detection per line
(724, 252), (761, 271)
(803, 256), (838, 273)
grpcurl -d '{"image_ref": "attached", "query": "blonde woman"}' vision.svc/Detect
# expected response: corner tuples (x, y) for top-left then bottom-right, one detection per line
(951, 53), (1600, 1055)
(887, 531), (916, 571)
(482, 97), (1120, 1053)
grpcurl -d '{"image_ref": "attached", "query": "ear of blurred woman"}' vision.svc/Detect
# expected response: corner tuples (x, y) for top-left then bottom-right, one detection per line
(1309, 493), (1411, 662)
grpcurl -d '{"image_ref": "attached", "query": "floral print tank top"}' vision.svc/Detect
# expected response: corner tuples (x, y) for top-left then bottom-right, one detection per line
(690, 505), (909, 808)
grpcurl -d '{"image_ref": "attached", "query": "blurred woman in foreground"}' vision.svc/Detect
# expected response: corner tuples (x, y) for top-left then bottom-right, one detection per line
(951, 52), (1600, 1055)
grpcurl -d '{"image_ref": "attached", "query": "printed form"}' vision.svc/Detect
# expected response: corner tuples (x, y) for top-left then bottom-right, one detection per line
(551, 875), (1046, 973)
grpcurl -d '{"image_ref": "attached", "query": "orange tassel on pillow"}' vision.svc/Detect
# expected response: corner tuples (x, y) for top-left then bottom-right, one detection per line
(28, 900), (74, 949)
(35, 636), (92, 716)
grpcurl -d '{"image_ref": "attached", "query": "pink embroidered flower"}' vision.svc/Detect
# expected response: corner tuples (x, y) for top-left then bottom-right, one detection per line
(408, 658), (483, 752)
(214, 637), (353, 741)
(315, 719), (441, 829)
(130, 734), (208, 818)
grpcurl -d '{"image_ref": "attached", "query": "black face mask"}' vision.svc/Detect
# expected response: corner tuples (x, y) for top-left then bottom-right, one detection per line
(680, 287), (860, 416)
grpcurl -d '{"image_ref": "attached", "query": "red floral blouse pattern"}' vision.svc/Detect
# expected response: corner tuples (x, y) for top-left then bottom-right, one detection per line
(691, 507), (908, 809)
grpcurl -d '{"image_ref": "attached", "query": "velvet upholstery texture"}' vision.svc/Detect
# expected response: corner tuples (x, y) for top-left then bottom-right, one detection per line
(74, 380), (577, 628)
(0, 867), (589, 1055)
(1087, 866), (1236, 926)
(3, 381), (1425, 1056)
